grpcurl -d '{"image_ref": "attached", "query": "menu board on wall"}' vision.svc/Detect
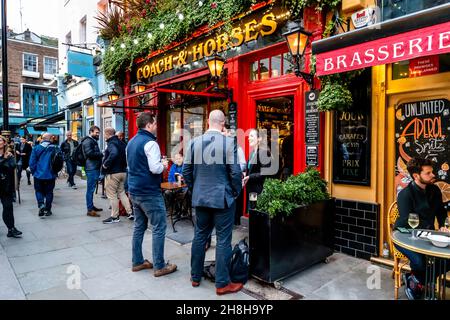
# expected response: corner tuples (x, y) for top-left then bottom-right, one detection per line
(394, 99), (450, 201)
(228, 102), (237, 132)
(333, 110), (371, 185)
(305, 90), (320, 145)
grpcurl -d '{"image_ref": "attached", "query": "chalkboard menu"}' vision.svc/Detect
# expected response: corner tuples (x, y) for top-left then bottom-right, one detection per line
(305, 90), (320, 145)
(228, 102), (237, 131)
(394, 98), (450, 197)
(333, 109), (371, 185)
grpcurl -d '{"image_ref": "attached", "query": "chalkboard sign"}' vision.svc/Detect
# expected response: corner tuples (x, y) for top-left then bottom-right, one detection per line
(228, 102), (237, 131)
(305, 90), (320, 145)
(333, 109), (371, 185)
(394, 98), (450, 197)
(306, 145), (318, 167)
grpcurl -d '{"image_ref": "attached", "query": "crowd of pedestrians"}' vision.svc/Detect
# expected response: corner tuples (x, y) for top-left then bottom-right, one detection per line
(0, 110), (278, 296)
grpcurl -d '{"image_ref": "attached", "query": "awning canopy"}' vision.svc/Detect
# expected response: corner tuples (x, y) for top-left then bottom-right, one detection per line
(312, 3), (450, 76)
(19, 127), (61, 135)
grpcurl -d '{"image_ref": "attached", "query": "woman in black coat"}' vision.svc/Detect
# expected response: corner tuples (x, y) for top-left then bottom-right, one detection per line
(243, 129), (274, 212)
(15, 136), (32, 185)
(0, 136), (22, 238)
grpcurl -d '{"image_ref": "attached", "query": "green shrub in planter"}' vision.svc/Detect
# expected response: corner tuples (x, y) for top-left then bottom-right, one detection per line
(317, 82), (353, 112)
(256, 167), (330, 218)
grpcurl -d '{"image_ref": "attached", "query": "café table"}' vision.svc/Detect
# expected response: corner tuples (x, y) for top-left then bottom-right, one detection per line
(160, 182), (193, 232)
(392, 230), (450, 300)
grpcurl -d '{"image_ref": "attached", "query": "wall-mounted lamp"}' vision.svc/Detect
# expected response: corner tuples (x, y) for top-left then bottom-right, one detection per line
(205, 52), (225, 91)
(283, 20), (314, 88)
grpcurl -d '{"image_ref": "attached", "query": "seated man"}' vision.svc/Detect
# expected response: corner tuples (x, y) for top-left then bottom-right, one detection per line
(394, 157), (449, 300)
(164, 153), (187, 216)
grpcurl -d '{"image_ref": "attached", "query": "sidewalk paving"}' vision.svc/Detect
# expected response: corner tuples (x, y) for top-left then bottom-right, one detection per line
(0, 176), (403, 300)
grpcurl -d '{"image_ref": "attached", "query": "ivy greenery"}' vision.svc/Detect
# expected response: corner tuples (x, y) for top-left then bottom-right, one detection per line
(100, 0), (255, 83)
(256, 167), (330, 218)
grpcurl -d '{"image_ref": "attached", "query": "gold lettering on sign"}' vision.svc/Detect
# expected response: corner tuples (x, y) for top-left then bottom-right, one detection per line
(135, 11), (285, 80)
(244, 19), (258, 42)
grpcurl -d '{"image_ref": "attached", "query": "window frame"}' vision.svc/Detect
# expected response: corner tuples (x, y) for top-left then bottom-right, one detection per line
(22, 52), (39, 78)
(43, 56), (58, 79)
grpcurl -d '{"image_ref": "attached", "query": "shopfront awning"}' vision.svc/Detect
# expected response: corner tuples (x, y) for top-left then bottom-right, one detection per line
(20, 127), (61, 135)
(312, 3), (450, 76)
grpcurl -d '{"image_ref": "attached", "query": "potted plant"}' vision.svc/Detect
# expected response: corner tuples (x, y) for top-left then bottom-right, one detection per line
(249, 167), (335, 287)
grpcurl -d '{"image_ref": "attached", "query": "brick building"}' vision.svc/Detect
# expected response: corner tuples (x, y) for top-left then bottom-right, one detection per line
(0, 28), (60, 138)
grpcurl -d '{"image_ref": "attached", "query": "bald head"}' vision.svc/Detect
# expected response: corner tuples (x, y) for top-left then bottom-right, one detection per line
(208, 110), (225, 131)
(104, 127), (116, 140)
(42, 133), (52, 141)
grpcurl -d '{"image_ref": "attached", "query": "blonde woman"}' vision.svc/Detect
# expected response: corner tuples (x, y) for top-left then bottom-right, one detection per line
(0, 135), (22, 238)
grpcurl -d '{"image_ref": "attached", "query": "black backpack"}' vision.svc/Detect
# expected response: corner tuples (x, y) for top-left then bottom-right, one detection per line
(71, 137), (87, 166)
(203, 238), (250, 284)
(50, 146), (64, 174)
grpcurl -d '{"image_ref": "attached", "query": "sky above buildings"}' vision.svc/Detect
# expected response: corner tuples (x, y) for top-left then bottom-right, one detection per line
(7, 0), (60, 37)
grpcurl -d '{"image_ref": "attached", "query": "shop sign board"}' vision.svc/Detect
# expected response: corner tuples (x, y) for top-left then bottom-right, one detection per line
(135, 6), (290, 82)
(351, 7), (379, 29)
(394, 98), (450, 197)
(333, 109), (371, 185)
(409, 55), (439, 77)
(315, 21), (450, 76)
(305, 90), (320, 145)
(68, 51), (94, 79)
(306, 145), (319, 167)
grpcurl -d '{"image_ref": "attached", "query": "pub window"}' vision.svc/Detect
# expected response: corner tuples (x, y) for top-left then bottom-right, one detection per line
(249, 52), (292, 81)
(379, 0), (450, 22)
(23, 53), (38, 72)
(392, 53), (450, 80)
(44, 57), (58, 75)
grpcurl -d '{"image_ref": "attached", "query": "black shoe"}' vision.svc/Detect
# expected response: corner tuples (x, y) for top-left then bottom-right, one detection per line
(103, 216), (120, 224)
(92, 206), (103, 212)
(27, 181), (31, 185)
(38, 206), (46, 217)
(127, 214), (134, 221)
(7, 227), (22, 238)
(44, 210), (52, 217)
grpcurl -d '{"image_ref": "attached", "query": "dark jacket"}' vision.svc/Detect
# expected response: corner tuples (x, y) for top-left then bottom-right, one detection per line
(246, 148), (275, 195)
(395, 181), (447, 230)
(29, 141), (58, 180)
(60, 139), (79, 161)
(81, 136), (103, 171)
(183, 130), (242, 209)
(15, 142), (32, 169)
(102, 136), (127, 175)
(0, 154), (16, 196)
(126, 129), (162, 196)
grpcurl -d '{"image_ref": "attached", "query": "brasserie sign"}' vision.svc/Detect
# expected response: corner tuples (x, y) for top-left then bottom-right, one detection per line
(136, 7), (290, 81)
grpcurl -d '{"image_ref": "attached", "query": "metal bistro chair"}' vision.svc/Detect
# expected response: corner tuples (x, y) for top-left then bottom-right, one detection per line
(387, 201), (410, 300)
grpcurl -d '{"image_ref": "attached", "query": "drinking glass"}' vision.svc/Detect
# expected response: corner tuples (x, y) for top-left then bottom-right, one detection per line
(408, 213), (419, 240)
(249, 192), (258, 210)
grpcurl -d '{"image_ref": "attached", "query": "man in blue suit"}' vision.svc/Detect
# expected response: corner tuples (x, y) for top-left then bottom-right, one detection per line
(183, 110), (243, 295)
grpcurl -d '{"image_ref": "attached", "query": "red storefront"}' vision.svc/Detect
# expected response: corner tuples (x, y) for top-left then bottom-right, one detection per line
(106, 4), (324, 178)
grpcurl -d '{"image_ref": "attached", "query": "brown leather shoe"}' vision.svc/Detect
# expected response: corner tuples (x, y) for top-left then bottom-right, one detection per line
(154, 263), (177, 277)
(191, 278), (200, 287)
(87, 210), (101, 217)
(216, 282), (244, 295)
(132, 259), (153, 272)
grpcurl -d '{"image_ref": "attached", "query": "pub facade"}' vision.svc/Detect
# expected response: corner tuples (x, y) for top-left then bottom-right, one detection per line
(312, 0), (450, 261)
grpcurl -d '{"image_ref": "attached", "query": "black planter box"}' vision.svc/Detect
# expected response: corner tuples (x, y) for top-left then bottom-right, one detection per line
(249, 199), (335, 284)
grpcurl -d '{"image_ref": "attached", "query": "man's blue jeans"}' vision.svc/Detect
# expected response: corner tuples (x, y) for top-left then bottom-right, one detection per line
(34, 178), (56, 210)
(85, 169), (99, 211)
(131, 194), (167, 270)
(395, 244), (426, 283)
(66, 160), (77, 186)
(191, 202), (235, 288)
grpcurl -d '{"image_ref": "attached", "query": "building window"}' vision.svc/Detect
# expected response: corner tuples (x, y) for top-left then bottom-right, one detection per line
(249, 52), (294, 81)
(23, 53), (38, 72)
(80, 16), (87, 46)
(44, 57), (58, 79)
(23, 87), (58, 117)
(379, 0), (450, 22)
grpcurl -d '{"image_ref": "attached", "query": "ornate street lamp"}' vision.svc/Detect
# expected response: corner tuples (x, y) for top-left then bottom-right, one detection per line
(132, 80), (147, 105)
(283, 20), (314, 88)
(205, 52), (225, 90)
(107, 89), (120, 104)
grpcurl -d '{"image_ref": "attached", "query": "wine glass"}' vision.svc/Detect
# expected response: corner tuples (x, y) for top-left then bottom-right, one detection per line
(408, 213), (420, 240)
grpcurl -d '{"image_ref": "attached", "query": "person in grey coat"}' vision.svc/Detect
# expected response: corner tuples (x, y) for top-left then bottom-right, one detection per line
(183, 110), (243, 295)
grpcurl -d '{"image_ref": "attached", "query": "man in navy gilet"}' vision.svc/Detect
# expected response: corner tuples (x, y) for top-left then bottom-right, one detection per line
(126, 112), (177, 277)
